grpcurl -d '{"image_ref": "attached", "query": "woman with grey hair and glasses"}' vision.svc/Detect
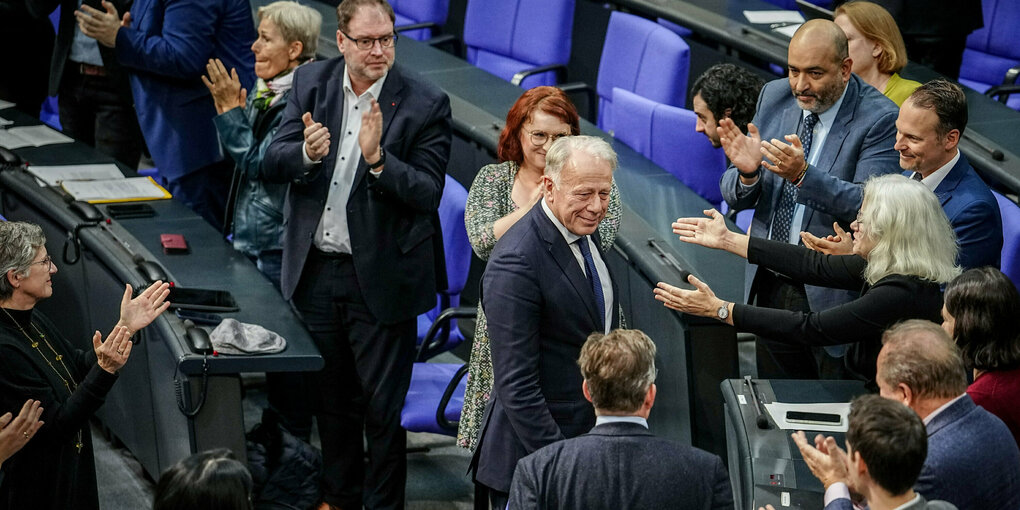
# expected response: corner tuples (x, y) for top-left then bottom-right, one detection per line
(0, 221), (170, 510)
(656, 174), (959, 383)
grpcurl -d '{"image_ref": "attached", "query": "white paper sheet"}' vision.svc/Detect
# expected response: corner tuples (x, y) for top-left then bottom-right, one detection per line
(6, 125), (74, 146)
(61, 177), (171, 203)
(0, 99), (14, 110)
(0, 130), (33, 149)
(774, 23), (802, 38)
(0, 117), (13, 127)
(28, 164), (125, 186)
(743, 10), (806, 24)
(764, 402), (851, 433)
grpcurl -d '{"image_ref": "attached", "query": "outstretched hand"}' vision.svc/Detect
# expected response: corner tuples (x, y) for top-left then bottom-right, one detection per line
(118, 281), (171, 334)
(653, 275), (729, 323)
(801, 222), (852, 255)
(673, 209), (731, 250)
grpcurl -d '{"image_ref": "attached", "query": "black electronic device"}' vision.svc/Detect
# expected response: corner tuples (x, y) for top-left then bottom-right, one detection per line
(183, 320), (213, 354)
(106, 203), (156, 219)
(175, 308), (224, 326)
(167, 287), (240, 313)
(786, 411), (842, 426)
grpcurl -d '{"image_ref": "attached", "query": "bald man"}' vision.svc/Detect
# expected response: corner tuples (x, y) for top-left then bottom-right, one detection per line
(717, 19), (900, 381)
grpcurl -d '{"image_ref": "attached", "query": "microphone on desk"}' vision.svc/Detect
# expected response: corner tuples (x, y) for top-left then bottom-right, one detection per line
(744, 375), (770, 429)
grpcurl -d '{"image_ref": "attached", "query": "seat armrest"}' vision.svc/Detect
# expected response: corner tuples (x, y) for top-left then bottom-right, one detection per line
(437, 364), (470, 431)
(510, 64), (567, 87)
(418, 306), (477, 361)
(557, 81), (596, 123)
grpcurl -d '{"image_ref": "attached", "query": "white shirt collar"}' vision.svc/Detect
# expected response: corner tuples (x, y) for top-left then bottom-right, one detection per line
(541, 198), (581, 244)
(893, 494), (923, 510)
(923, 393), (967, 426)
(342, 64), (387, 100)
(913, 150), (960, 192)
(595, 415), (649, 428)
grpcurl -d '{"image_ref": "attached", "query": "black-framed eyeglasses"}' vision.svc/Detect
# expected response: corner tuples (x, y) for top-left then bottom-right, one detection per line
(339, 30), (397, 51)
(527, 130), (570, 147)
(29, 255), (54, 269)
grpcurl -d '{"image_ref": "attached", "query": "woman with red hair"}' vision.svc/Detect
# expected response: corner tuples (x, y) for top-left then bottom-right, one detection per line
(458, 87), (622, 451)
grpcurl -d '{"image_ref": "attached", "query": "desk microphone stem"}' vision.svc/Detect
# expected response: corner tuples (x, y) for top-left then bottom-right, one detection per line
(744, 375), (770, 429)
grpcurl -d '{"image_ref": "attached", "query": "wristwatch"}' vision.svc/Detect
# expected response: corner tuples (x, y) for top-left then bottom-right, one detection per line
(366, 147), (386, 170)
(717, 302), (730, 321)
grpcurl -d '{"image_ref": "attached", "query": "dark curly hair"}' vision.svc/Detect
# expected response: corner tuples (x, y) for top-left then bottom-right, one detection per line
(690, 63), (764, 135)
(944, 267), (1020, 371)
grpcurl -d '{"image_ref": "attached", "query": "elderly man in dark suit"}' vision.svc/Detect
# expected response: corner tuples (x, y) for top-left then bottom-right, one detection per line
(717, 19), (900, 380)
(508, 329), (732, 510)
(262, 0), (452, 508)
(876, 320), (1020, 510)
(788, 395), (957, 510)
(473, 135), (621, 509)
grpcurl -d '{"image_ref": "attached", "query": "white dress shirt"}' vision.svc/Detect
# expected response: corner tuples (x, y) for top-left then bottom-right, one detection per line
(306, 65), (387, 253)
(595, 415), (649, 428)
(912, 149), (960, 192)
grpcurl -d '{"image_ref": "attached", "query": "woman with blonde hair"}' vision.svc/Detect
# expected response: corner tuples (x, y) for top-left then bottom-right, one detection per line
(834, 1), (920, 106)
(655, 174), (959, 381)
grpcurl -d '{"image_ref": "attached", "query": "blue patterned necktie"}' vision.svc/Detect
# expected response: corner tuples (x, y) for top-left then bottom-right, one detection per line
(576, 236), (605, 331)
(771, 112), (819, 242)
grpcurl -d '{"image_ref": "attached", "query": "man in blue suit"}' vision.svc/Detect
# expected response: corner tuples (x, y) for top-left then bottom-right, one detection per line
(473, 136), (621, 510)
(896, 80), (1002, 269)
(716, 19), (900, 380)
(876, 320), (1020, 510)
(509, 329), (732, 510)
(262, 1), (452, 508)
(76, 0), (255, 229)
(791, 395), (956, 510)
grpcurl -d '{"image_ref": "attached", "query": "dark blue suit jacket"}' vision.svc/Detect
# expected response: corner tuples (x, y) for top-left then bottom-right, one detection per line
(720, 74), (900, 315)
(905, 153), (1002, 270)
(262, 58), (452, 323)
(474, 204), (620, 493)
(113, 0), (255, 181)
(915, 395), (1020, 510)
(508, 421), (733, 510)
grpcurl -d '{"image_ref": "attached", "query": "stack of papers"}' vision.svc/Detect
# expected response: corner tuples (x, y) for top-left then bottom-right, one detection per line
(27, 164), (172, 203)
(0, 125), (74, 149)
(0, 99), (14, 110)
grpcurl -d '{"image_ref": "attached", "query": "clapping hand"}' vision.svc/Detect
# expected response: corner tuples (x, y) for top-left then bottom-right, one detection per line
(801, 222), (853, 256)
(791, 430), (850, 490)
(718, 118), (763, 178)
(761, 134), (808, 181)
(302, 113), (330, 162)
(359, 99), (383, 169)
(0, 400), (44, 466)
(75, 0), (130, 48)
(95, 326), (132, 374)
(201, 59), (247, 114)
(117, 281), (171, 334)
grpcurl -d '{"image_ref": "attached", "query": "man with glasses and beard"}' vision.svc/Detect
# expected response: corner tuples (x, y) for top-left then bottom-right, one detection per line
(716, 19), (900, 381)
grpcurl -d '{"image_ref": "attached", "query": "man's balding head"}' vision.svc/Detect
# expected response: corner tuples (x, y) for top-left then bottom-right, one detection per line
(876, 320), (968, 416)
(787, 19), (852, 113)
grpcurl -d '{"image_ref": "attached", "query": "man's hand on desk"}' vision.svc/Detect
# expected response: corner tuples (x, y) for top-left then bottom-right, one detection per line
(718, 118), (763, 184)
(76, 0), (130, 48)
(791, 430), (850, 490)
(302, 112), (330, 162)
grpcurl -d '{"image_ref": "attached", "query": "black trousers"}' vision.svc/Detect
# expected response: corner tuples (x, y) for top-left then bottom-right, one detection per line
(753, 270), (849, 380)
(163, 158), (232, 232)
(58, 64), (143, 169)
(292, 249), (416, 510)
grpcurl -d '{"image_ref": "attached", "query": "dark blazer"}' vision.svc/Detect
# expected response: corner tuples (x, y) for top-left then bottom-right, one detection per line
(26, 0), (133, 97)
(474, 204), (621, 493)
(915, 395), (1020, 510)
(720, 74), (900, 314)
(824, 494), (956, 510)
(508, 421), (733, 510)
(262, 58), (452, 323)
(732, 237), (943, 381)
(111, 0), (255, 181)
(904, 153), (1002, 270)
